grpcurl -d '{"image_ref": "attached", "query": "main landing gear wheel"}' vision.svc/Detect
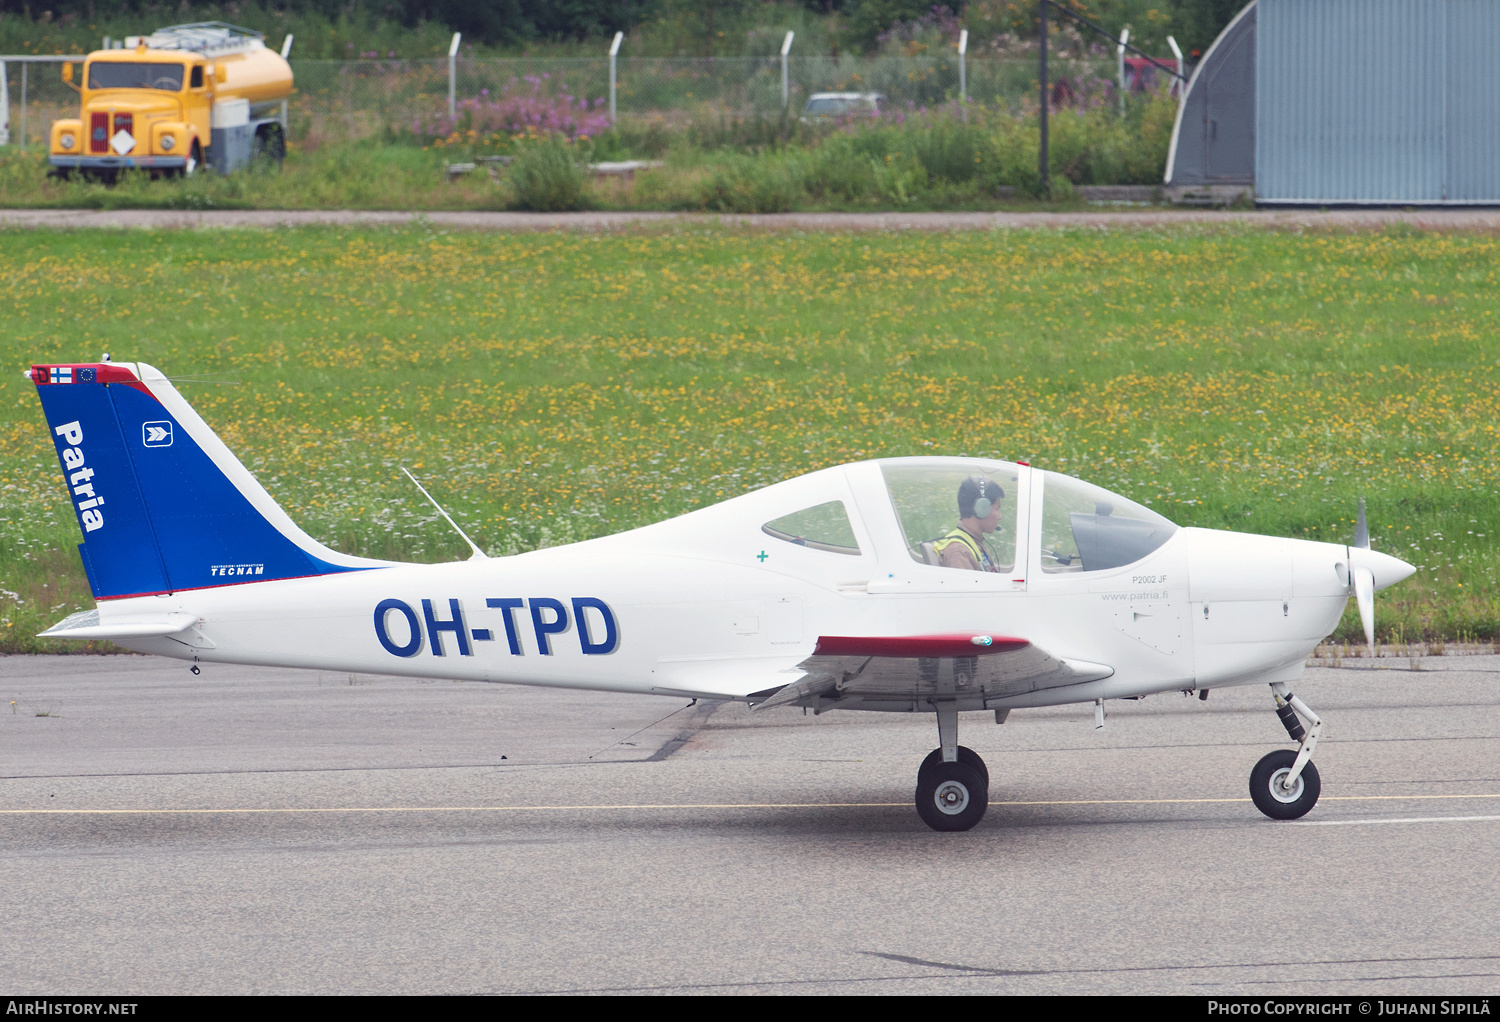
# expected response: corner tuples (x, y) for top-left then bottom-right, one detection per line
(916, 760), (988, 832)
(919, 746), (989, 787)
(1249, 749), (1321, 820)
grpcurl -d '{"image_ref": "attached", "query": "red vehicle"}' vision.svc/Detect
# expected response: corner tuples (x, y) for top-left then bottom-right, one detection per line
(1123, 56), (1182, 93)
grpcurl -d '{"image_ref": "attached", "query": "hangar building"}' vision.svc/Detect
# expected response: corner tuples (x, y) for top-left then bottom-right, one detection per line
(1165, 0), (1500, 204)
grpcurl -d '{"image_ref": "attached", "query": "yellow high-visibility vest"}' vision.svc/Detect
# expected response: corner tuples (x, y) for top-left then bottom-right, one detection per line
(932, 527), (995, 570)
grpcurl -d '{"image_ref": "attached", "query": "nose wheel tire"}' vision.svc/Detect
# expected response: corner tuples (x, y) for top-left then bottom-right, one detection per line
(916, 760), (988, 832)
(1249, 749), (1321, 820)
(918, 746), (989, 787)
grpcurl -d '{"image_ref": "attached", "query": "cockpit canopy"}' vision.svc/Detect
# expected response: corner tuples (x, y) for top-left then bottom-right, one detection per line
(749, 457), (1177, 577)
(882, 461), (1020, 570)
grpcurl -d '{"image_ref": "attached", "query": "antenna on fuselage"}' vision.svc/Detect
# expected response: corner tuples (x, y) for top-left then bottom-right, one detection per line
(401, 466), (489, 560)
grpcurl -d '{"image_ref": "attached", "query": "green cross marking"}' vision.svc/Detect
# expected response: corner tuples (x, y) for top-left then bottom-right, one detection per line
(756, 550), (769, 562)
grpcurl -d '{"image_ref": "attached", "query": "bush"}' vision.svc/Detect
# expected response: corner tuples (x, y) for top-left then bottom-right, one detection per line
(696, 153), (802, 213)
(414, 76), (611, 144)
(908, 116), (991, 184)
(802, 135), (879, 204)
(682, 112), (805, 153)
(507, 134), (591, 212)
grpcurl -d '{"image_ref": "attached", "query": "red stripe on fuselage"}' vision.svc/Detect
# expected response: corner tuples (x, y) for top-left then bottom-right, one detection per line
(813, 634), (1030, 658)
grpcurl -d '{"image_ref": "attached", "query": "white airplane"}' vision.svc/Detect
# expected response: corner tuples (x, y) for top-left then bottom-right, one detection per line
(28, 359), (1415, 831)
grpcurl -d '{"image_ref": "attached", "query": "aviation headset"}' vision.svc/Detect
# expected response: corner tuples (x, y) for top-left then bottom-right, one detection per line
(965, 475), (1004, 519)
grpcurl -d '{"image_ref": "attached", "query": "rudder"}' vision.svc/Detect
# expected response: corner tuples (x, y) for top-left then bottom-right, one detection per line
(30, 361), (385, 600)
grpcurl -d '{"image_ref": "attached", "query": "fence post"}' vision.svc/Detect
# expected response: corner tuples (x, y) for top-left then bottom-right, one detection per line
(1039, 0), (1048, 194)
(958, 29), (968, 110)
(19, 60), (26, 151)
(1116, 27), (1129, 114)
(781, 31), (794, 110)
(1166, 35), (1185, 100)
(447, 32), (461, 120)
(280, 35), (293, 131)
(609, 31), (623, 125)
(0, 61), (8, 147)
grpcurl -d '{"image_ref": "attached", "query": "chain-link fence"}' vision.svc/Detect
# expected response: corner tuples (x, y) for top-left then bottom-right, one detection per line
(2, 56), (84, 149)
(5, 52), (1162, 149)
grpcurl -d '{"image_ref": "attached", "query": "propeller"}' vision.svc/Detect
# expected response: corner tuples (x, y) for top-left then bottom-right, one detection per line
(1339, 499), (1415, 656)
(1351, 498), (1376, 654)
(1348, 497), (1423, 657)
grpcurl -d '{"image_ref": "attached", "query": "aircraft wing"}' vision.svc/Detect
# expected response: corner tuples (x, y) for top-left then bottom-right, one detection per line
(754, 633), (1113, 711)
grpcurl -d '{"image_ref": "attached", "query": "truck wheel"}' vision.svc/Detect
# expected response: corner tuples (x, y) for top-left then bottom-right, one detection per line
(253, 125), (286, 167)
(182, 141), (201, 178)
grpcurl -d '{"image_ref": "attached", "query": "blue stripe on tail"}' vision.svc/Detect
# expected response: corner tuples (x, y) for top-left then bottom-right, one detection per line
(33, 363), (373, 599)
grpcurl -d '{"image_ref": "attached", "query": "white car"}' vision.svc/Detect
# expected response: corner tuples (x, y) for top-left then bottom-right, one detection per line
(801, 92), (883, 120)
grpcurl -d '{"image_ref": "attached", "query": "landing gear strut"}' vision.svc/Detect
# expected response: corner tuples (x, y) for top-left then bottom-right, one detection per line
(915, 703), (989, 832)
(1249, 682), (1322, 820)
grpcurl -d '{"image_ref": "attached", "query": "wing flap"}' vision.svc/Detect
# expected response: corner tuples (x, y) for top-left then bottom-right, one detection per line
(753, 634), (1113, 711)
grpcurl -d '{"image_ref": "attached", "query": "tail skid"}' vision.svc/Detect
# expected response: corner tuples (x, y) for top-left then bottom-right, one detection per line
(29, 360), (388, 601)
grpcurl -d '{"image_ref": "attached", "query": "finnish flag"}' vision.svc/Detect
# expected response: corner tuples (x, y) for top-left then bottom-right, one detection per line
(49, 366), (73, 384)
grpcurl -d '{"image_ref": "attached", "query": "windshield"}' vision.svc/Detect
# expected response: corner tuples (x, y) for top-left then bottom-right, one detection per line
(1039, 471), (1177, 572)
(88, 62), (185, 91)
(882, 460), (1020, 572)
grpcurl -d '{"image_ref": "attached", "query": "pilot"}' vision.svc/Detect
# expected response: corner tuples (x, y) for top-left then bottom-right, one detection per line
(933, 476), (1005, 572)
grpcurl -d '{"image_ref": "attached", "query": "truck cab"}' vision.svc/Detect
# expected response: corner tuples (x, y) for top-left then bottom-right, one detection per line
(49, 22), (290, 179)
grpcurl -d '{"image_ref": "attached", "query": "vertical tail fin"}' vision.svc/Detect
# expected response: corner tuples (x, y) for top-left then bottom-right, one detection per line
(29, 361), (386, 600)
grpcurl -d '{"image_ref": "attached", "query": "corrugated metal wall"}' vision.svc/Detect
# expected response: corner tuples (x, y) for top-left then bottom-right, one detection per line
(1258, 0), (1500, 203)
(1446, 0), (1500, 202)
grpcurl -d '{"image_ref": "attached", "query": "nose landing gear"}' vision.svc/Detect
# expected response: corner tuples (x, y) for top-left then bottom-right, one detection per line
(1250, 683), (1323, 820)
(915, 703), (990, 832)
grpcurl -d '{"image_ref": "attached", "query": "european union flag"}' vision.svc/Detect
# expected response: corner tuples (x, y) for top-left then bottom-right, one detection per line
(77, 367), (96, 383)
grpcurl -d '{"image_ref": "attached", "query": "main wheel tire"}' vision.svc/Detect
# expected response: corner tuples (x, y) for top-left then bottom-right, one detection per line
(919, 746), (989, 787)
(915, 760), (988, 832)
(253, 125), (286, 167)
(1249, 749), (1321, 820)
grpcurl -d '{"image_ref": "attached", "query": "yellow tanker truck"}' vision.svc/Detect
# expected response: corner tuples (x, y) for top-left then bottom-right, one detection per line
(49, 22), (292, 178)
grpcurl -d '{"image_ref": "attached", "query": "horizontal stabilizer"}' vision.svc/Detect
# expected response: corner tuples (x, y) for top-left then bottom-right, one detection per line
(39, 608), (200, 640)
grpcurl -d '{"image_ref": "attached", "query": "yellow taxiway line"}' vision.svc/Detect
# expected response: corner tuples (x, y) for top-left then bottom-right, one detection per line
(3, 792), (1500, 815)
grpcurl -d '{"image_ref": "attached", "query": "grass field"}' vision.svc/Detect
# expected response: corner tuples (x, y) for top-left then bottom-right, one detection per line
(0, 223), (1495, 652)
(0, 97), (1176, 213)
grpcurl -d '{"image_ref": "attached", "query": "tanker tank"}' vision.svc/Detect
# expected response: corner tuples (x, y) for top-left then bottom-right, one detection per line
(138, 22), (292, 119)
